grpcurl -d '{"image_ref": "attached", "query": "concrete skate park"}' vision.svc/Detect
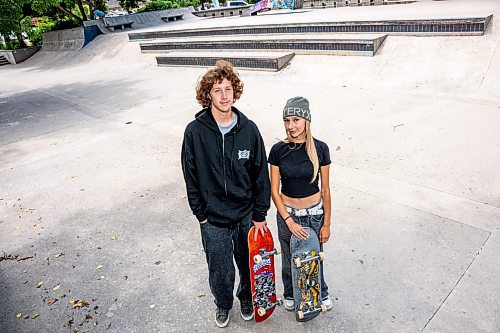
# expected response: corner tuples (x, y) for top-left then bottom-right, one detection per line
(1, 0), (500, 331)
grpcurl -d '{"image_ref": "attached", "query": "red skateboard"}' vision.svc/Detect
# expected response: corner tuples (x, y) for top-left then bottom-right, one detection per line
(248, 226), (282, 322)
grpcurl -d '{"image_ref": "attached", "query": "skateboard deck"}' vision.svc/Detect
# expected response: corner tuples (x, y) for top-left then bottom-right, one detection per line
(248, 226), (282, 322)
(290, 226), (326, 322)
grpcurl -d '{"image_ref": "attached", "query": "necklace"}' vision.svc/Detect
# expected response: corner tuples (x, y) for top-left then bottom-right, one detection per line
(288, 142), (304, 150)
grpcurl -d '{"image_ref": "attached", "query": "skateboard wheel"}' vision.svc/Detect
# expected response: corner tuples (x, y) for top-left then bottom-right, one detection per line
(275, 248), (281, 255)
(277, 298), (284, 306)
(257, 307), (266, 316)
(297, 310), (304, 320)
(319, 252), (326, 261)
(294, 257), (301, 268)
(321, 304), (327, 312)
(253, 254), (263, 264)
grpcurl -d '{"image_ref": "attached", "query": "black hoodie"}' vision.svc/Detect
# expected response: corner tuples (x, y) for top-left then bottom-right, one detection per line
(181, 107), (270, 227)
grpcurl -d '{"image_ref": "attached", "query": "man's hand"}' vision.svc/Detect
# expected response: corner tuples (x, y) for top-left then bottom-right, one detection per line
(253, 220), (268, 241)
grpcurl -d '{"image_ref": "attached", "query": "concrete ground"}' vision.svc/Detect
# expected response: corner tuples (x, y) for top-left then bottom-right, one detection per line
(1, 0), (500, 332)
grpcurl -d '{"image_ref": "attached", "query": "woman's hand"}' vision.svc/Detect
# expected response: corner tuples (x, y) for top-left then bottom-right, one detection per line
(319, 225), (331, 244)
(287, 219), (309, 240)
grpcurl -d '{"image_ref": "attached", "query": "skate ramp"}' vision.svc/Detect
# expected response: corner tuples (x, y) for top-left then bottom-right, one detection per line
(83, 7), (197, 34)
(41, 26), (101, 51)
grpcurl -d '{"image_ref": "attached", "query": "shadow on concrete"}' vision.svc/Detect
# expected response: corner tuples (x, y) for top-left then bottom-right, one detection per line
(0, 79), (151, 146)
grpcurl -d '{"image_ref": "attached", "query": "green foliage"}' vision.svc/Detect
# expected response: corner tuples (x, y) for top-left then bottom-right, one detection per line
(138, 0), (198, 12)
(119, 0), (143, 12)
(23, 17), (56, 46)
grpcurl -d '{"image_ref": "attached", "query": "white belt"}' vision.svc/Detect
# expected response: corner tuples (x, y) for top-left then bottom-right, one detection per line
(286, 202), (323, 217)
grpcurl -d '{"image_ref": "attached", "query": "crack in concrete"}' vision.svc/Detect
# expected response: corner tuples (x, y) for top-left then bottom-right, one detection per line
(420, 231), (492, 333)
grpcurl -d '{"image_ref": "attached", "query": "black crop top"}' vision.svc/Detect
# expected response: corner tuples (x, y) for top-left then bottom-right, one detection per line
(268, 138), (331, 198)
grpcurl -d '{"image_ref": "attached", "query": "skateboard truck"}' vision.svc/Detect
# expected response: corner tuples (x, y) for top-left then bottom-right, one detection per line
(293, 251), (325, 268)
(297, 303), (327, 320)
(257, 299), (284, 316)
(253, 247), (281, 264)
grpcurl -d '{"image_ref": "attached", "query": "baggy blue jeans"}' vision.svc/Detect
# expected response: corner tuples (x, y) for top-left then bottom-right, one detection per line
(199, 213), (253, 310)
(277, 203), (329, 301)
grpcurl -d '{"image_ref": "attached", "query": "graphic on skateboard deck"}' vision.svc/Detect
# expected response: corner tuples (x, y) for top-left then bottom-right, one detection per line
(290, 226), (327, 322)
(248, 226), (282, 322)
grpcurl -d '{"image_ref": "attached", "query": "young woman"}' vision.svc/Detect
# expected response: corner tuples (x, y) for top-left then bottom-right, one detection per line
(268, 96), (333, 311)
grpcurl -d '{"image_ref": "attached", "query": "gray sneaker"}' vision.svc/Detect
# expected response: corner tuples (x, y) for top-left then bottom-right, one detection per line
(215, 307), (230, 328)
(240, 299), (254, 321)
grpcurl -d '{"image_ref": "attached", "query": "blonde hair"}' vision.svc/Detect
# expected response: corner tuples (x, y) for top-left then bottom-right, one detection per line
(285, 121), (319, 183)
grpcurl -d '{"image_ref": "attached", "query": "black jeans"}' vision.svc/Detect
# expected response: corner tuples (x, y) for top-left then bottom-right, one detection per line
(277, 204), (329, 301)
(199, 214), (252, 310)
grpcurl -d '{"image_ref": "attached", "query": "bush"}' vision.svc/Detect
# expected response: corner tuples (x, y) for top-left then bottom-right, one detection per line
(138, 0), (198, 12)
(25, 20), (56, 46)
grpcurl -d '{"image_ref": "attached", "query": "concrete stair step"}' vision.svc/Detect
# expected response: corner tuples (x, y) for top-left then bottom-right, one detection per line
(140, 35), (387, 56)
(156, 52), (295, 71)
(129, 16), (492, 41)
(0, 55), (10, 66)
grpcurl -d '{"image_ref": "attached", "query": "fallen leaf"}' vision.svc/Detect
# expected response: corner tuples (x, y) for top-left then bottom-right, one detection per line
(36, 281), (43, 288)
(32, 224), (39, 229)
(149, 304), (155, 309)
(54, 253), (64, 258)
(111, 235), (117, 240)
(69, 299), (76, 304)
(52, 284), (60, 291)
(96, 276), (105, 280)
(48, 298), (58, 306)
(31, 314), (39, 319)
(93, 321), (98, 327)
(96, 265), (103, 270)
(16, 313), (22, 318)
(16, 226), (21, 230)
(72, 300), (90, 309)
(198, 292), (206, 298)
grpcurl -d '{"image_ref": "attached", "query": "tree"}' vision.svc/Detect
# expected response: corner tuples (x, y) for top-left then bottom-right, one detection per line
(119, 0), (143, 13)
(0, 0), (33, 48)
(31, 0), (107, 25)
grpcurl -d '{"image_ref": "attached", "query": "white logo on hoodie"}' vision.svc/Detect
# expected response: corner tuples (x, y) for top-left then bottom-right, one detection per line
(238, 150), (250, 160)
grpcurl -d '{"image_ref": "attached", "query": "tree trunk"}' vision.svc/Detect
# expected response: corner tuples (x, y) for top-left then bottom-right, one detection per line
(17, 21), (27, 48)
(57, 5), (84, 24)
(75, 0), (88, 21)
(16, 33), (27, 48)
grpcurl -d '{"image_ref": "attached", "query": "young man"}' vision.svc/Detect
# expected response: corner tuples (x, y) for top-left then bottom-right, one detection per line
(181, 60), (270, 328)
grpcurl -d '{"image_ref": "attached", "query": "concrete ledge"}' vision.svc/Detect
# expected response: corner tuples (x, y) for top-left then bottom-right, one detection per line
(129, 15), (492, 41)
(192, 6), (252, 18)
(156, 52), (295, 71)
(84, 7), (195, 34)
(0, 46), (41, 64)
(140, 35), (387, 56)
(303, 0), (416, 9)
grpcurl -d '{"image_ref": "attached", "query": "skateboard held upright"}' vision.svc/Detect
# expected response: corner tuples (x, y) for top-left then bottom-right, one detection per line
(248, 226), (282, 322)
(290, 226), (327, 322)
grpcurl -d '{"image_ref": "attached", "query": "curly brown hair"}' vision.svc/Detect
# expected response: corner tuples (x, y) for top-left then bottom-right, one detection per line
(196, 60), (244, 108)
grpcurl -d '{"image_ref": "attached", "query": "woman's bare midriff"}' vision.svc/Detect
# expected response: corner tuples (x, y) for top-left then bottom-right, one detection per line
(282, 192), (322, 209)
